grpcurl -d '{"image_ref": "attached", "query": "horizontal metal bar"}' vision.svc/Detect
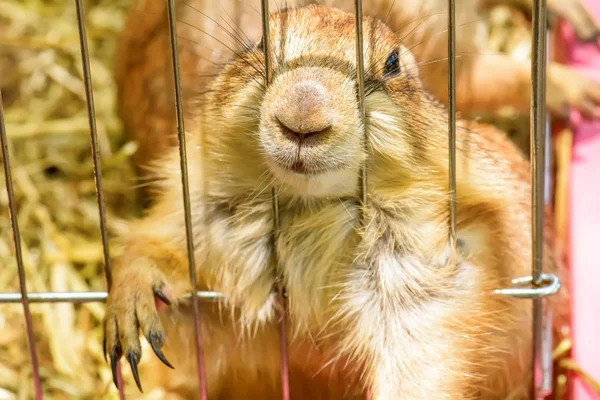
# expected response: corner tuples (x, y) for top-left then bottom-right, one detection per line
(0, 291), (225, 304)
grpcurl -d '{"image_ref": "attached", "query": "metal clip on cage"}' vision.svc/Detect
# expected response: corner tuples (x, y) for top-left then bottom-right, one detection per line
(489, 0), (562, 396)
(0, 0), (561, 399)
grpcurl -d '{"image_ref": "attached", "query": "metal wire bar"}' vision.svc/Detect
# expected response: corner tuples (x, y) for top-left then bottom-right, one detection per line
(354, 5), (371, 399)
(539, 30), (554, 397)
(447, 0), (457, 246)
(544, 112), (552, 206)
(530, 0), (548, 397)
(74, 0), (112, 290)
(165, 1), (208, 398)
(540, 305), (553, 396)
(354, 0), (367, 207)
(544, 28), (554, 209)
(73, 1), (125, 396)
(0, 291), (225, 304)
(260, 1), (291, 399)
(261, 0), (272, 85)
(0, 92), (43, 400)
(531, 0), (548, 287)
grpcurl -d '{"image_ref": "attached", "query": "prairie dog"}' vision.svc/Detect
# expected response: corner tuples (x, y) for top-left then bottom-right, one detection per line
(117, 0), (600, 174)
(106, 4), (568, 399)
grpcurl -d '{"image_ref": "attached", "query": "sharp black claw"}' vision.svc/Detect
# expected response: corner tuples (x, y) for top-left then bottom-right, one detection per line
(149, 332), (174, 369)
(128, 352), (143, 393)
(153, 287), (172, 306)
(110, 347), (121, 390)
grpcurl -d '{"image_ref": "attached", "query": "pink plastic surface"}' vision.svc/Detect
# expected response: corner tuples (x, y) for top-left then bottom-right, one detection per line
(558, 2), (600, 399)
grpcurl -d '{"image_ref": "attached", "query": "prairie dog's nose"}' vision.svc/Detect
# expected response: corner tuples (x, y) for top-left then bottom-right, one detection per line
(274, 81), (332, 138)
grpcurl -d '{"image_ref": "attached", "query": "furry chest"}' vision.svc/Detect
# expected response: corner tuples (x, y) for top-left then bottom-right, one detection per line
(201, 197), (361, 326)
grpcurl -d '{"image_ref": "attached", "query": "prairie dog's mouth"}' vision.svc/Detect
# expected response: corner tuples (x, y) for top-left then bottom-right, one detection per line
(266, 156), (360, 198)
(256, 67), (362, 196)
(272, 154), (336, 176)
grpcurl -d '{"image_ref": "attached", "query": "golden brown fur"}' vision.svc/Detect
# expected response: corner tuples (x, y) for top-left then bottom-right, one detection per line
(106, 4), (570, 399)
(116, 0), (600, 175)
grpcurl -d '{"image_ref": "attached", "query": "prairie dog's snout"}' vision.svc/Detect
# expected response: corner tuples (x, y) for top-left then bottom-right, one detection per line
(249, 5), (423, 198)
(259, 65), (362, 195)
(275, 80), (332, 139)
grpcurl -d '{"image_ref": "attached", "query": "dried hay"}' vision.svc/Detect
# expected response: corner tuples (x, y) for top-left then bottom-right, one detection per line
(0, 0), (139, 398)
(0, 1), (588, 399)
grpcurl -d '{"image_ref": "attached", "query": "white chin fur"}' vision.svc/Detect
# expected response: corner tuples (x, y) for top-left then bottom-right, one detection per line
(267, 161), (359, 198)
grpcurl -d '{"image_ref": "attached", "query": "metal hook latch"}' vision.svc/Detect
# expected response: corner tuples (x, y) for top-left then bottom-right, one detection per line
(494, 272), (561, 299)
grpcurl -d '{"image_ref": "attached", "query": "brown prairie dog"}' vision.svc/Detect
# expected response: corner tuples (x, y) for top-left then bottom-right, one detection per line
(107, 4), (569, 399)
(116, 0), (600, 175)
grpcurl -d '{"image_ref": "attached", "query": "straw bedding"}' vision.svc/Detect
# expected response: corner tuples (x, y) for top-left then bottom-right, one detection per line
(0, 1), (584, 398)
(0, 0), (138, 398)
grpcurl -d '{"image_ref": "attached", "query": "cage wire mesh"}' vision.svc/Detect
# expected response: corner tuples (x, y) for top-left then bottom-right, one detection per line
(0, 0), (566, 398)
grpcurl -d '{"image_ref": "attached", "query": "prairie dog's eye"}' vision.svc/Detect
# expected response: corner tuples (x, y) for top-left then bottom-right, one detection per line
(384, 49), (400, 76)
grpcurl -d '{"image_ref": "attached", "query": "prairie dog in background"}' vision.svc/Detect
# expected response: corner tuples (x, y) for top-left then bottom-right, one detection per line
(106, 4), (568, 399)
(116, 0), (600, 175)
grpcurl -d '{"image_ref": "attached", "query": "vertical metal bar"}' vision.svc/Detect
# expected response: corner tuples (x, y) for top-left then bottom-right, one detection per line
(0, 92), (43, 400)
(447, 0), (457, 246)
(354, 5), (369, 398)
(260, 2), (290, 399)
(354, 4), (370, 399)
(74, 0), (112, 289)
(540, 306), (553, 395)
(354, 0), (367, 207)
(539, 28), (554, 398)
(73, 1), (125, 396)
(531, 0), (548, 301)
(544, 28), (553, 207)
(544, 119), (552, 206)
(165, 1), (208, 399)
(261, 0), (272, 85)
(273, 189), (290, 400)
(530, 0), (548, 396)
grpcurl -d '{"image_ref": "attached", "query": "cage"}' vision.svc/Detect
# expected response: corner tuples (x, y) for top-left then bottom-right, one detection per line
(0, 0), (595, 398)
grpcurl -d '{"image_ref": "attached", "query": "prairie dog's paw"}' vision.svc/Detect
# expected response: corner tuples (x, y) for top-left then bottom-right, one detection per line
(547, 0), (600, 43)
(103, 260), (178, 393)
(548, 64), (600, 120)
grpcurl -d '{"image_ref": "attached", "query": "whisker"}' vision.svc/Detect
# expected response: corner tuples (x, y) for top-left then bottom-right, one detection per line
(383, 0), (398, 25)
(176, 36), (266, 88)
(175, 19), (267, 80)
(367, 14), (492, 77)
(182, 2), (254, 52)
(217, 2), (255, 46)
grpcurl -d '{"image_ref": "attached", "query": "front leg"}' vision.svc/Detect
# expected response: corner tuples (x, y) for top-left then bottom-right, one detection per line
(333, 250), (474, 398)
(103, 179), (278, 393)
(332, 238), (528, 399)
(443, 53), (531, 117)
(456, 54), (600, 120)
(480, 0), (599, 43)
(103, 213), (278, 396)
(103, 231), (195, 392)
(541, 0), (599, 43)
(546, 62), (600, 120)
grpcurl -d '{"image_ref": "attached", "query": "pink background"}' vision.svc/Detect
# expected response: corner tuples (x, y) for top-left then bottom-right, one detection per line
(558, 1), (600, 399)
